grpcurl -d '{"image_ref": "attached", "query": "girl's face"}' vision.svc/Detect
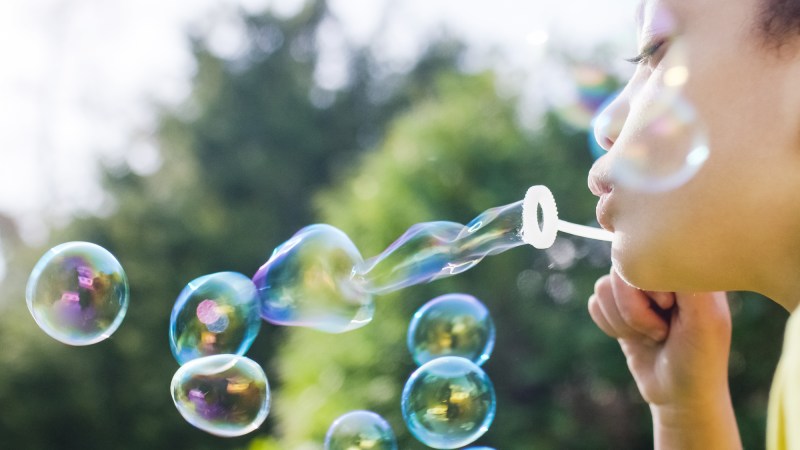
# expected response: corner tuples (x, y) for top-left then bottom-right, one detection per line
(589, 0), (800, 303)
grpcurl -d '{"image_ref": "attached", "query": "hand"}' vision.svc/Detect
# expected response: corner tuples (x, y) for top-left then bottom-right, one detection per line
(588, 268), (732, 409)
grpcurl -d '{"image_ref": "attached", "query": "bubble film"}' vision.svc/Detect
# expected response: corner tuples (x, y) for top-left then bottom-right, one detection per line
(408, 294), (495, 366)
(592, 28), (708, 192)
(253, 224), (374, 333)
(26, 241), (129, 345)
(171, 354), (270, 437)
(402, 356), (496, 449)
(611, 90), (708, 192)
(170, 272), (261, 365)
(353, 201), (525, 294)
(324, 410), (398, 450)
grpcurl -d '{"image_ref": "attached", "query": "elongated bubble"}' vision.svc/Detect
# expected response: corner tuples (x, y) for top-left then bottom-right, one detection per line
(170, 354), (270, 437)
(401, 356), (496, 449)
(353, 202), (525, 295)
(325, 410), (398, 450)
(253, 224), (374, 333)
(26, 241), (129, 345)
(169, 272), (261, 365)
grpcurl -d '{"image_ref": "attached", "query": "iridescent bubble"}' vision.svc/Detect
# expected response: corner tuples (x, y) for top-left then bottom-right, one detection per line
(402, 356), (496, 449)
(171, 354), (270, 437)
(170, 272), (261, 365)
(325, 410), (398, 450)
(408, 293), (495, 367)
(610, 90), (708, 192)
(354, 201), (525, 294)
(253, 224), (374, 333)
(593, 18), (708, 191)
(26, 241), (129, 345)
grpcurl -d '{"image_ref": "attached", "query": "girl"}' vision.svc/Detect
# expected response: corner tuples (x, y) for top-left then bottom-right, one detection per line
(588, 0), (800, 448)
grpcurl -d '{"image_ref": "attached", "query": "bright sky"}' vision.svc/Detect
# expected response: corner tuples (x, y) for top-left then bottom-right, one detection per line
(0, 0), (637, 268)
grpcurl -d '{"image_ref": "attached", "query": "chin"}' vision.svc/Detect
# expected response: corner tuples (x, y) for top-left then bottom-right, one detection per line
(611, 232), (685, 292)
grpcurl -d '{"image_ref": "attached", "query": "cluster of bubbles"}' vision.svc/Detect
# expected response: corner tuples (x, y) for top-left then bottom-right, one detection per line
(168, 272), (269, 436)
(25, 184), (603, 442)
(325, 294), (496, 449)
(402, 294), (496, 448)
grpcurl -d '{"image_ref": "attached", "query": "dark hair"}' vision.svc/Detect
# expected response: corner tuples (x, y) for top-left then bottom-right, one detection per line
(761, 0), (800, 42)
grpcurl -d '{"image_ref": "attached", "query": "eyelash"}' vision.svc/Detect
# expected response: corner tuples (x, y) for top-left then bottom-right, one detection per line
(625, 40), (667, 65)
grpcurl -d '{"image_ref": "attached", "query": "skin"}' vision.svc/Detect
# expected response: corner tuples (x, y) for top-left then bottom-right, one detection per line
(587, 0), (800, 447)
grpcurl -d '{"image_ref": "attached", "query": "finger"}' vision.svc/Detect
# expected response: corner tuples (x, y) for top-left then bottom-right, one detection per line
(588, 294), (617, 338)
(610, 270), (670, 342)
(645, 291), (676, 310)
(594, 274), (646, 340)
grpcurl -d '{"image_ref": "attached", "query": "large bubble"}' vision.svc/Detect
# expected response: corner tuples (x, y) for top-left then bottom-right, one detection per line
(170, 354), (270, 437)
(26, 241), (129, 345)
(324, 410), (398, 450)
(408, 293), (495, 367)
(401, 356), (496, 449)
(593, 20), (708, 192)
(253, 224), (374, 333)
(170, 272), (261, 365)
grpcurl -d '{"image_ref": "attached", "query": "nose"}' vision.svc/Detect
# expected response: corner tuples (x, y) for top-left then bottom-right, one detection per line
(592, 89), (629, 152)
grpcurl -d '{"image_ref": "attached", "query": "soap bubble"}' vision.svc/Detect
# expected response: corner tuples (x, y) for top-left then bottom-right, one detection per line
(402, 356), (496, 449)
(595, 34), (709, 192)
(408, 294), (495, 366)
(170, 272), (261, 365)
(611, 91), (708, 192)
(26, 241), (129, 345)
(253, 224), (374, 333)
(171, 354), (270, 437)
(354, 202), (523, 294)
(325, 410), (398, 450)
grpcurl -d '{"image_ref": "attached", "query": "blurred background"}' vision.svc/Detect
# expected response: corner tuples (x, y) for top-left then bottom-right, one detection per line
(0, 0), (787, 448)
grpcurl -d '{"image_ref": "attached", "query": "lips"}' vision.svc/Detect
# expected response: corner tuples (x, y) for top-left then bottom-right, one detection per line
(588, 163), (615, 232)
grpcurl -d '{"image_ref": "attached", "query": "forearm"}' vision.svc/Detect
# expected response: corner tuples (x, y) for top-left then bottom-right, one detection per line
(650, 392), (742, 450)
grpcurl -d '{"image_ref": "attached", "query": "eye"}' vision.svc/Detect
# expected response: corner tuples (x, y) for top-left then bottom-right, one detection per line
(625, 39), (668, 67)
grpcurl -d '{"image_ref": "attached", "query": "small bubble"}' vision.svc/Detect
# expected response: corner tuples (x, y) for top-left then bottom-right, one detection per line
(402, 356), (496, 449)
(325, 410), (398, 450)
(170, 272), (261, 365)
(408, 294), (495, 366)
(26, 242), (129, 345)
(170, 354), (270, 437)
